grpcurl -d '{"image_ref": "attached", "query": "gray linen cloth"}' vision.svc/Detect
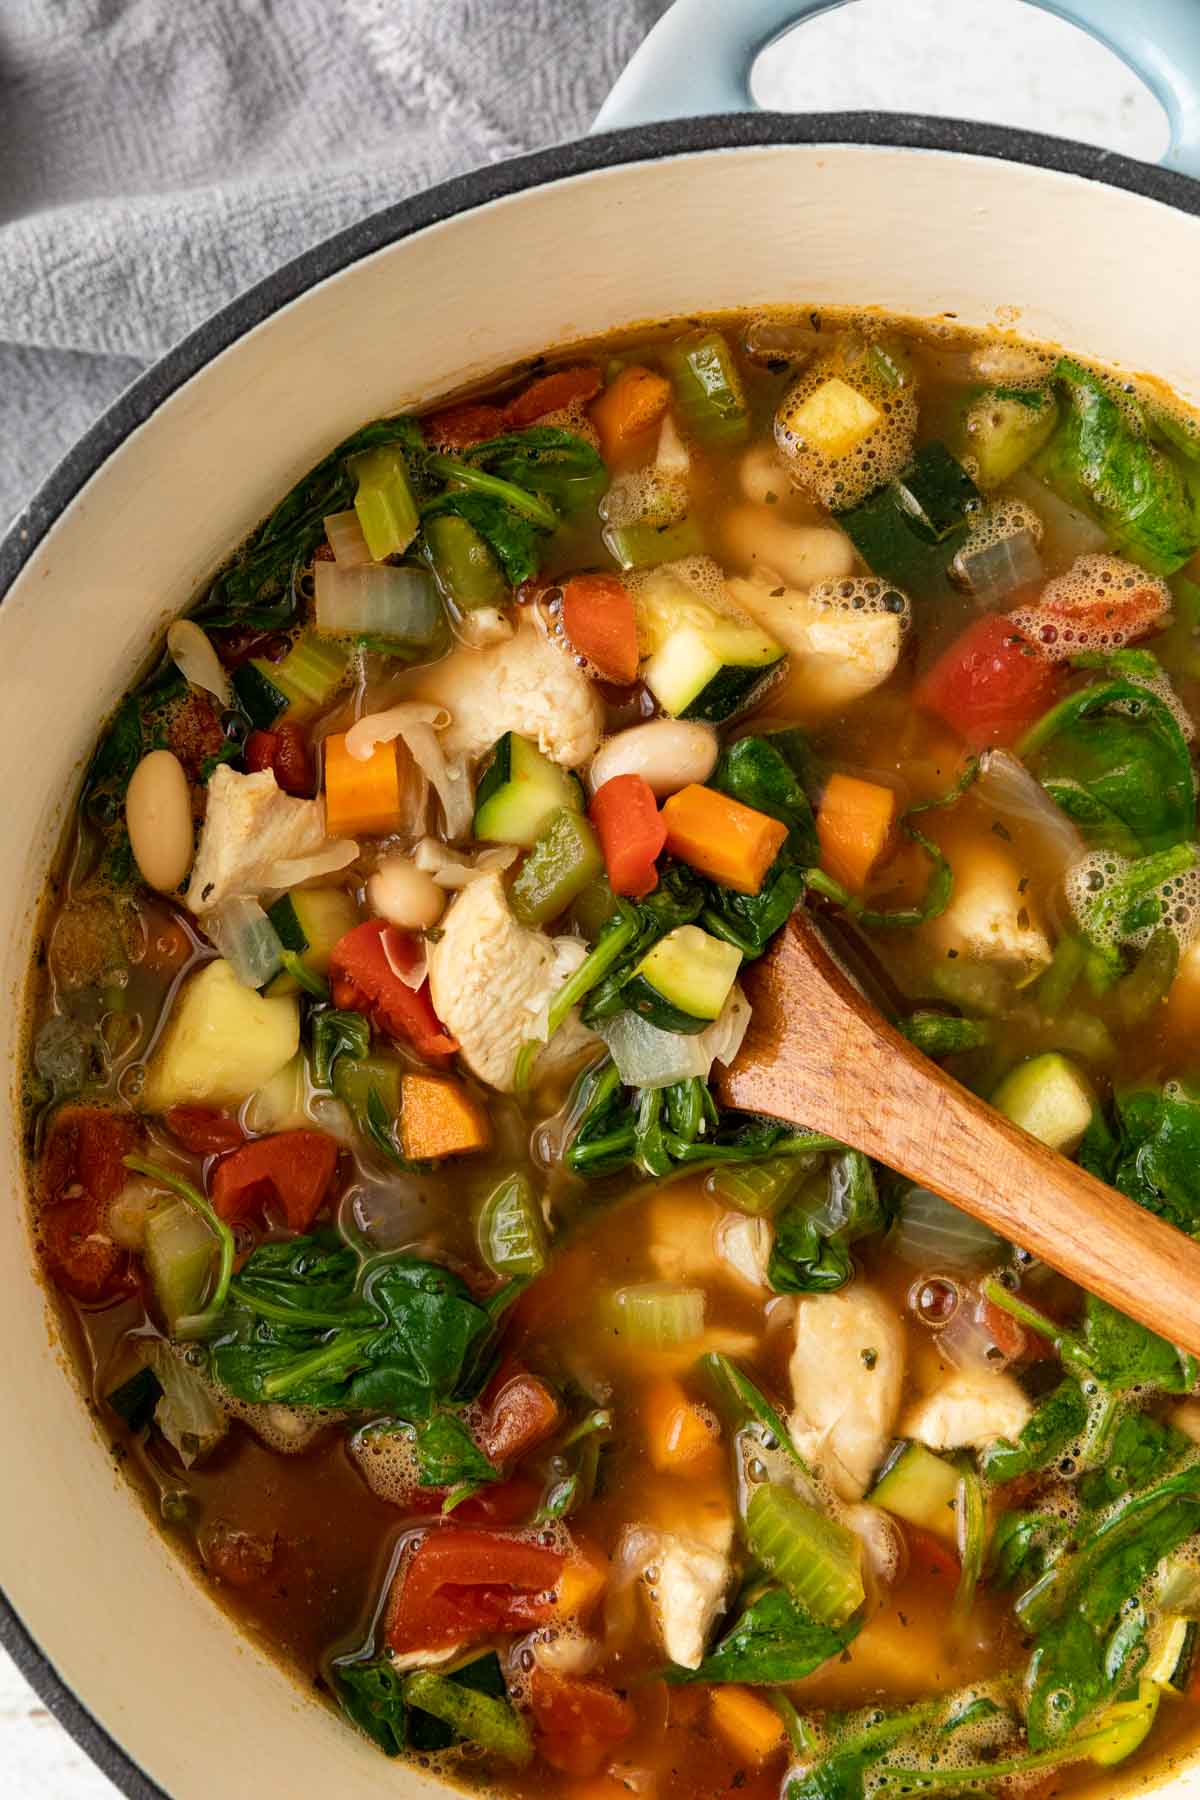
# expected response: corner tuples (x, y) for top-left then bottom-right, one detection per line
(0, 0), (670, 530)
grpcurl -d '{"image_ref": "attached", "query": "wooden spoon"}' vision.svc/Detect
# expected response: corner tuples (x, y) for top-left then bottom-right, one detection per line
(717, 909), (1200, 1359)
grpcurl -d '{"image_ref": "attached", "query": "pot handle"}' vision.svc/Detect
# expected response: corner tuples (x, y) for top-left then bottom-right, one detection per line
(593, 0), (1200, 179)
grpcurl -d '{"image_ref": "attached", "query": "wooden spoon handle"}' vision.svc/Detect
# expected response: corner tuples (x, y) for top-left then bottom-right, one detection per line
(719, 912), (1200, 1358)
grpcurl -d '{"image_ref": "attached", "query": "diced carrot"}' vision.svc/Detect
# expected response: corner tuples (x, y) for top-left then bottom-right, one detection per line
(424, 401), (507, 448)
(554, 1542), (610, 1620)
(480, 1370), (562, 1464)
(505, 366), (603, 429)
(643, 1377), (719, 1472)
(589, 365), (672, 463)
(531, 1670), (634, 1777)
(561, 573), (640, 684)
(399, 1072), (491, 1161)
(660, 783), (788, 895)
(590, 773), (666, 898)
(323, 731), (405, 837)
(816, 772), (898, 895)
(709, 1686), (786, 1765)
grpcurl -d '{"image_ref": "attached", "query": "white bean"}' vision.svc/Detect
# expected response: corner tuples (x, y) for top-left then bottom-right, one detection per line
(589, 720), (718, 798)
(723, 502), (857, 589)
(739, 442), (792, 506)
(367, 854), (446, 931)
(126, 750), (194, 893)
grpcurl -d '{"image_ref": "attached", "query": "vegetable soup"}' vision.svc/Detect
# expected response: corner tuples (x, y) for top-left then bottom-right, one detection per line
(25, 310), (1200, 1798)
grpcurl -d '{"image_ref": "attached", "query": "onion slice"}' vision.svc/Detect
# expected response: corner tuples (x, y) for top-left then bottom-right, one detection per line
(262, 838), (360, 890)
(345, 702), (473, 842)
(976, 749), (1086, 878)
(167, 619), (231, 708)
(599, 984), (751, 1089)
(380, 925), (428, 991)
(412, 839), (518, 889)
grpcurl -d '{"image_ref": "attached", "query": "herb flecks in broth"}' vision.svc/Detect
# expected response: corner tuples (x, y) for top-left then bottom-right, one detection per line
(25, 311), (1200, 1799)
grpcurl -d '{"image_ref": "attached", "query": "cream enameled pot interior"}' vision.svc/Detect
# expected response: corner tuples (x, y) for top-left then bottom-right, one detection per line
(4, 142), (1200, 1799)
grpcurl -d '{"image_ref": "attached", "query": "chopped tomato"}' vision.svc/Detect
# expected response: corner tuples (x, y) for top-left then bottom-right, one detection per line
(245, 724), (314, 797)
(505, 366), (603, 430)
(1017, 559), (1171, 659)
(168, 693), (227, 782)
(481, 1371), (562, 1465)
(561, 573), (640, 684)
(979, 1295), (1029, 1363)
(589, 774), (665, 899)
(530, 1671), (635, 1777)
(164, 1106), (244, 1155)
(914, 614), (1060, 749)
(904, 1525), (960, 1584)
(329, 919), (457, 1063)
(38, 1107), (140, 1301)
(210, 1130), (338, 1232)
(386, 1527), (565, 1655)
(425, 401), (507, 448)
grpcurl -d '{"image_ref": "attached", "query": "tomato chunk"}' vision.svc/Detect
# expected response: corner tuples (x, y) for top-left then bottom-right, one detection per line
(589, 774), (665, 899)
(38, 1106), (140, 1300)
(914, 614), (1060, 748)
(505, 366), (602, 430)
(210, 1130), (338, 1232)
(530, 1670), (635, 1777)
(329, 919), (457, 1063)
(425, 401), (507, 448)
(904, 1524), (960, 1584)
(387, 1527), (565, 1655)
(481, 1371), (562, 1465)
(561, 574), (640, 685)
(244, 723), (313, 796)
(165, 1106), (244, 1155)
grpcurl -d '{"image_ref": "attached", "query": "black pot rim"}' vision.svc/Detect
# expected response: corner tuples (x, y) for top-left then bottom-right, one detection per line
(2, 107), (1197, 1800)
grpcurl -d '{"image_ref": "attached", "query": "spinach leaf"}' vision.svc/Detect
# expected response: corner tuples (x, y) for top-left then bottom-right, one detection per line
(673, 1585), (860, 1684)
(464, 426), (608, 519)
(405, 1652), (509, 1754)
(1077, 1408), (1190, 1510)
(1032, 359), (1200, 574)
(1022, 1469), (1200, 1746)
(199, 416), (426, 629)
(786, 1705), (936, 1800)
(988, 1510), (1069, 1588)
(985, 1279), (1197, 1396)
(1019, 654), (1195, 854)
(1080, 1082), (1200, 1236)
(409, 1411), (498, 1489)
(981, 1379), (1087, 1485)
(209, 1239), (498, 1416)
(1063, 841), (1199, 982)
(311, 1009), (371, 1089)
(334, 1658), (408, 1756)
(768, 1151), (886, 1294)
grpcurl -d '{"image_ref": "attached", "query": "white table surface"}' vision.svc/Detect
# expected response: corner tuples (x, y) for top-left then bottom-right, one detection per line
(0, 0), (1169, 1792)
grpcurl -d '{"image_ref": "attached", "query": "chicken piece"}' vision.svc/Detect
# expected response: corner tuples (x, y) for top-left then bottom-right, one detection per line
(414, 618), (602, 768)
(426, 872), (598, 1092)
(727, 574), (906, 717)
(901, 1368), (1033, 1451)
(617, 1525), (730, 1671)
(789, 1286), (905, 1500)
(186, 767), (327, 914)
(927, 842), (1052, 981)
(647, 1189), (722, 1283)
(715, 1212), (773, 1291)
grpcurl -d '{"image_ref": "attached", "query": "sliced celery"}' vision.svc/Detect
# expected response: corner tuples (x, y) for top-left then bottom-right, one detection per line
(401, 1671), (531, 1765)
(745, 1482), (864, 1628)
(708, 1155), (810, 1216)
(350, 446), (419, 560)
(603, 514), (704, 570)
(271, 632), (351, 712)
(509, 808), (603, 929)
(424, 513), (507, 611)
(664, 331), (750, 447)
(477, 1173), (547, 1278)
(143, 1201), (218, 1335)
(609, 1281), (706, 1350)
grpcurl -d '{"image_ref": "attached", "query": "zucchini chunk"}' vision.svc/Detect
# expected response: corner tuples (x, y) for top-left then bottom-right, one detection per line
(266, 887), (358, 996)
(637, 569), (784, 724)
(473, 733), (583, 848)
(868, 1441), (960, 1543)
(623, 924), (743, 1034)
